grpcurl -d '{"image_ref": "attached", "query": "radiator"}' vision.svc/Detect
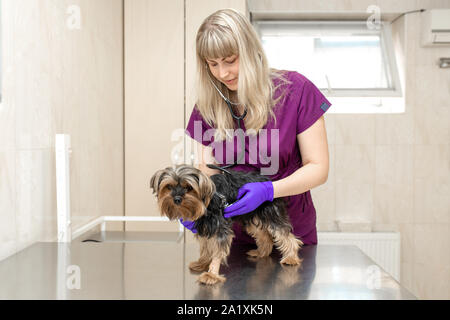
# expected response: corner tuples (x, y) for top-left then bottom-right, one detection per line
(317, 232), (401, 281)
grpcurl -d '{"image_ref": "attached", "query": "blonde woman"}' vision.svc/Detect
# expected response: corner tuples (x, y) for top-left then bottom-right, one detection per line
(184, 8), (331, 246)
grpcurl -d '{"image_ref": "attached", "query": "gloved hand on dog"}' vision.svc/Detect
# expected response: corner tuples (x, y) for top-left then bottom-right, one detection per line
(223, 181), (274, 218)
(179, 218), (197, 233)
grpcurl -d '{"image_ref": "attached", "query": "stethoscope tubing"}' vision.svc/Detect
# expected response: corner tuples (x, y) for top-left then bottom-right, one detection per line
(205, 81), (247, 174)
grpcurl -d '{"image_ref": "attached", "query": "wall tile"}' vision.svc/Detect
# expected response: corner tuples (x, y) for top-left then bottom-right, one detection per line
(435, 67), (450, 108)
(398, 223), (415, 263)
(316, 142), (336, 231)
(414, 104), (450, 145)
(376, 145), (414, 185)
(0, 98), (15, 151)
(414, 144), (449, 183)
(314, 182), (336, 231)
(415, 0), (450, 10)
(400, 261), (415, 297)
(335, 182), (374, 222)
(414, 177), (450, 224)
(15, 150), (55, 251)
(335, 115), (375, 145)
(335, 145), (375, 184)
(413, 145), (450, 224)
(413, 262), (450, 299)
(0, 151), (17, 261)
(412, 222), (450, 299)
(374, 184), (414, 224)
(375, 114), (415, 145)
(413, 223), (450, 267)
(405, 14), (419, 67)
(371, 223), (399, 232)
(324, 115), (336, 146)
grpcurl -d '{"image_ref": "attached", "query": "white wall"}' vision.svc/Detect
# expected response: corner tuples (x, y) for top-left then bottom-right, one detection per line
(0, 0), (124, 260)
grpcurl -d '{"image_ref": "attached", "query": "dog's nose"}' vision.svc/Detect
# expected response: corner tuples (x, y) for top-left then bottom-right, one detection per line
(173, 196), (182, 205)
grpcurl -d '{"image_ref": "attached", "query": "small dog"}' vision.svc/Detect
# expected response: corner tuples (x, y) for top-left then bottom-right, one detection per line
(150, 164), (303, 285)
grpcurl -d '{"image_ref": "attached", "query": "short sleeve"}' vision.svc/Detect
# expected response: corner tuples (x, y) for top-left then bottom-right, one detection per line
(296, 78), (332, 135)
(185, 105), (216, 147)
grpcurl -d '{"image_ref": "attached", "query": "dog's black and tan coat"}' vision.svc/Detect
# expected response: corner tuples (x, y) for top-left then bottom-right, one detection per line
(150, 165), (303, 285)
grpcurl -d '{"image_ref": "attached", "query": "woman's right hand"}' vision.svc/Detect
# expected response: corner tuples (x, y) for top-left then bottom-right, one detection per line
(179, 218), (197, 233)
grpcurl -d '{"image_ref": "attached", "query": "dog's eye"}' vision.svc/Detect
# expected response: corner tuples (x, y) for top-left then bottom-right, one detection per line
(166, 185), (173, 190)
(186, 186), (193, 192)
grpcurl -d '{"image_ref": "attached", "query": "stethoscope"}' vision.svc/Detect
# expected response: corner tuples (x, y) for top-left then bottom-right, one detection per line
(205, 70), (247, 175)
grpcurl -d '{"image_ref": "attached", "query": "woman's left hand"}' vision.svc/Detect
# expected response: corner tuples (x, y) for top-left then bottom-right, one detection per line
(223, 181), (274, 218)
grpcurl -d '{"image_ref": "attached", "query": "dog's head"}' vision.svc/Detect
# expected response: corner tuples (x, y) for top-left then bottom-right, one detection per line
(150, 165), (215, 221)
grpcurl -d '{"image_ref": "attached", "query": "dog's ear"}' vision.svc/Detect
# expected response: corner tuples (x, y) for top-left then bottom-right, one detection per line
(150, 167), (173, 194)
(197, 170), (215, 207)
(149, 171), (161, 194)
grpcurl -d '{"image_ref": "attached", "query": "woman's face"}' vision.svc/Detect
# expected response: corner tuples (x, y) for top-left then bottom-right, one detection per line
(206, 54), (239, 91)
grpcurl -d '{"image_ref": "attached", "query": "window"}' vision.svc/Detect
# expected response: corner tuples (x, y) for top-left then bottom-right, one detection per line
(253, 20), (404, 113)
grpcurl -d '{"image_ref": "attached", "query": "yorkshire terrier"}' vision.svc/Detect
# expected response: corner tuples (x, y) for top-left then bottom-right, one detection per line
(150, 164), (303, 285)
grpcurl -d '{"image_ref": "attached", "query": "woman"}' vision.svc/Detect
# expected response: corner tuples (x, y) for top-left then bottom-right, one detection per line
(184, 8), (331, 246)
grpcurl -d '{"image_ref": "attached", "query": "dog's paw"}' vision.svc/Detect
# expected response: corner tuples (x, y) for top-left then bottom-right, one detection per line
(246, 249), (260, 258)
(189, 260), (210, 272)
(280, 255), (302, 266)
(247, 249), (272, 258)
(197, 272), (226, 286)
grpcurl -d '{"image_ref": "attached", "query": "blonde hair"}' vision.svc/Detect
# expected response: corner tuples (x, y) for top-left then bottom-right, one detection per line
(195, 8), (292, 141)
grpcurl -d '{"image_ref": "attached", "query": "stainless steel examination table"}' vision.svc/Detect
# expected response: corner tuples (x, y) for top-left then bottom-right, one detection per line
(0, 231), (416, 300)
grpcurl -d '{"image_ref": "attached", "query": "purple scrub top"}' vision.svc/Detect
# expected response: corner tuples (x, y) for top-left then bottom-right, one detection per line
(185, 70), (331, 245)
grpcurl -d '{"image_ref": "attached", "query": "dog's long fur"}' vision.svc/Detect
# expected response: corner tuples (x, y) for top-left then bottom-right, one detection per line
(150, 165), (303, 285)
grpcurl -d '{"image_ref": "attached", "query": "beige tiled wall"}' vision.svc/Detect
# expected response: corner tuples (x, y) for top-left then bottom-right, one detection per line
(0, 0), (124, 260)
(249, 0), (450, 299)
(399, 11), (449, 300)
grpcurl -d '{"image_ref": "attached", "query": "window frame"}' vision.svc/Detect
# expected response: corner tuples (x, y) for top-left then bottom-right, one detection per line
(253, 20), (403, 98)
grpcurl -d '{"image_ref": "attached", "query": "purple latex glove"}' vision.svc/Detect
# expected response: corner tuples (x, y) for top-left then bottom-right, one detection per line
(179, 218), (197, 233)
(223, 181), (274, 218)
